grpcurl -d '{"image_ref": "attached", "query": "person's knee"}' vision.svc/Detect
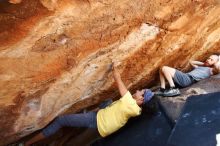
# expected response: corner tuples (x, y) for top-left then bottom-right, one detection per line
(161, 66), (169, 73)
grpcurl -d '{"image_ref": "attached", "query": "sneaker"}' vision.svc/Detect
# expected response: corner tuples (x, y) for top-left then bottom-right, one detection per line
(163, 87), (181, 97)
(154, 88), (166, 96)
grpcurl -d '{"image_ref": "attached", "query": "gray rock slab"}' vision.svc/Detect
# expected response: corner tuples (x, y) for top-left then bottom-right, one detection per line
(156, 74), (220, 123)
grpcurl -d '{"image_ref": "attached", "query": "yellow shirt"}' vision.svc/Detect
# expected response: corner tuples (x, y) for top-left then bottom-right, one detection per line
(97, 91), (141, 137)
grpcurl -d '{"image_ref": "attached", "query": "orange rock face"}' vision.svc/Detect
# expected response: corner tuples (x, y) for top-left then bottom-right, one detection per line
(0, 0), (220, 145)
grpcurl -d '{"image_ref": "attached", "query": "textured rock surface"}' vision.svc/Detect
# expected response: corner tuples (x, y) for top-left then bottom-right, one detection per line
(158, 74), (220, 124)
(0, 0), (220, 145)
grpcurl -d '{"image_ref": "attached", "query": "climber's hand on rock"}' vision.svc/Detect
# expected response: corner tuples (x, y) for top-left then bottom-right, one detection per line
(113, 68), (121, 81)
(112, 62), (121, 81)
(111, 61), (127, 96)
(111, 61), (121, 70)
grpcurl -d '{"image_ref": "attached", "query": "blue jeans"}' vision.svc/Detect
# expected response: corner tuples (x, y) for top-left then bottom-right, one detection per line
(42, 99), (112, 137)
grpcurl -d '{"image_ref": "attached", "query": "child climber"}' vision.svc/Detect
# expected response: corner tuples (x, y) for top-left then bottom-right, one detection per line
(24, 62), (154, 146)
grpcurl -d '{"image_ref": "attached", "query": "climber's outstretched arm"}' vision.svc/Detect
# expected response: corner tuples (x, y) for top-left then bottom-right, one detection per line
(112, 62), (128, 97)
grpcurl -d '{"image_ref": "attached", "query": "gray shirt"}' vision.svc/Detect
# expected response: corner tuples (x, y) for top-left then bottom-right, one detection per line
(187, 66), (212, 81)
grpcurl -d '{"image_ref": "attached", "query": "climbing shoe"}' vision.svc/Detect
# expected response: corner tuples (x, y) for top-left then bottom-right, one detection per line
(163, 87), (181, 97)
(154, 87), (166, 96)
